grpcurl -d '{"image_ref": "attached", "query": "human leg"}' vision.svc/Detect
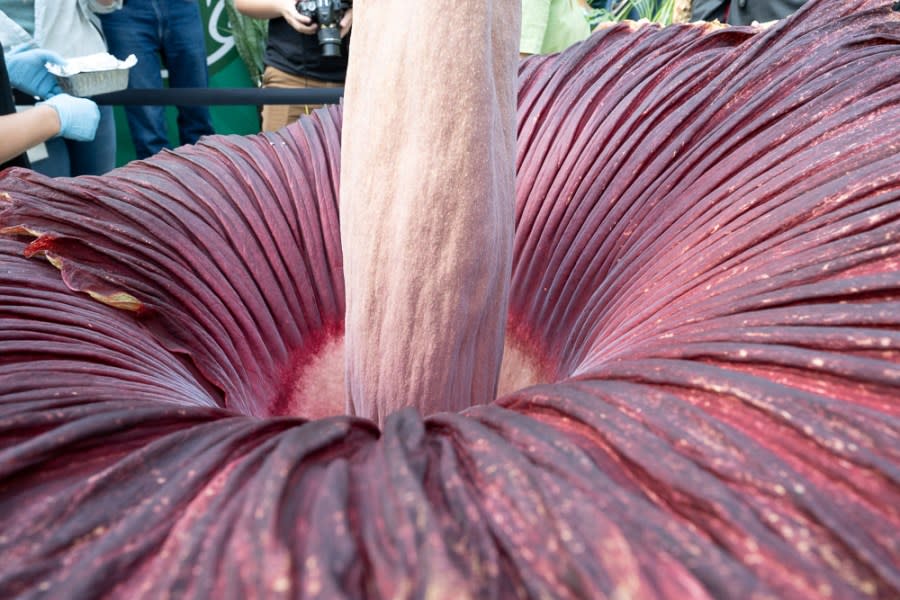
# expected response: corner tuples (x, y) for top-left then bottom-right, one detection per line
(259, 66), (342, 132)
(30, 138), (70, 177)
(67, 106), (117, 175)
(100, 4), (170, 159)
(161, 0), (215, 146)
(260, 66), (306, 132)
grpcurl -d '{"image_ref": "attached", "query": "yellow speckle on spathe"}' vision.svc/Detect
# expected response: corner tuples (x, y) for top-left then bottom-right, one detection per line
(811, 358), (825, 367)
(773, 484), (786, 496)
(793, 483), (806, 494)
(87, 290), (143, 312)
(425, 575), (470, 600)
(272, 576), (291, 593)
(0, 223), (42, 237)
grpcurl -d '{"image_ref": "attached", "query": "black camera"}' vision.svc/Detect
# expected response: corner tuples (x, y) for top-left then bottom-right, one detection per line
(295, 0), (350, 58)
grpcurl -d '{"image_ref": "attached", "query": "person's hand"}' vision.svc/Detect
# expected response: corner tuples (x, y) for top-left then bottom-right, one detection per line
(282, 0), (318, 34)
(340, 8), (352, 37)
(5, 48), (65, 99)
(37, 94), (101, 141)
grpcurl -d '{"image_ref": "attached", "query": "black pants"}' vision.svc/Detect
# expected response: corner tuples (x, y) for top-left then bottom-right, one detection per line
(0, 46), (30, 170)
(691, 0), (808, 25)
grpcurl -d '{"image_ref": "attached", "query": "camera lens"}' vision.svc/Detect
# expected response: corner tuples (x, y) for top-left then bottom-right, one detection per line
(318, 26), (342, 57)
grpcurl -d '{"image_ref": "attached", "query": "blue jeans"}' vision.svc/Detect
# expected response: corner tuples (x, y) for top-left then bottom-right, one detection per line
(32, 105), (117, 177)
(100, 0), (215, 159)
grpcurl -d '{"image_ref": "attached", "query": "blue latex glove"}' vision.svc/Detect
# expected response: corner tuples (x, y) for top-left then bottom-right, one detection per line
(37, 94), (101, 142)
(6, 48), (65, 99)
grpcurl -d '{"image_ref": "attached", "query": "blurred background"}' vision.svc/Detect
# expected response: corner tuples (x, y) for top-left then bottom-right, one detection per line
(112, 0), (261, 166)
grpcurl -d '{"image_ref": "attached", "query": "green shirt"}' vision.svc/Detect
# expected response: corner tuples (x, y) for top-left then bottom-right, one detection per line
(520, 0), (591, 55)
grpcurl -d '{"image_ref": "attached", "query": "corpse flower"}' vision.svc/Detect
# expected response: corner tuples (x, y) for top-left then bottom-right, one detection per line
(1, 0), (899, 597)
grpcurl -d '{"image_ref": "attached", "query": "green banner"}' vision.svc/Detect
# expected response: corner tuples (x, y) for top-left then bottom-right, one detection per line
(113, 0), (261, 166)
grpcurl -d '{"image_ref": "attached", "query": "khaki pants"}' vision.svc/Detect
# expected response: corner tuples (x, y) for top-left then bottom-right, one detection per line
(260, 65), (343, 132)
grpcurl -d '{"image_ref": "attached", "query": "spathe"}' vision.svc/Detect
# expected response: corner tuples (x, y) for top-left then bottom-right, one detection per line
(0, 0), (898, 597)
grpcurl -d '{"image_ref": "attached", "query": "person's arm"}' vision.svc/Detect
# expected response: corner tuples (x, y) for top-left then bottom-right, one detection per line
(0, 92), (101, 163)
(87, 0), (123, 13)
(234, 0), (317, 34)
(340, 8), (352, 37)
(519, 0), (551, 55)
(0, 105), (60, 164)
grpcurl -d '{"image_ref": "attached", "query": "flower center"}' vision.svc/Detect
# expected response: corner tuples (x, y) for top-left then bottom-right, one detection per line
(270, 333), (548, 420)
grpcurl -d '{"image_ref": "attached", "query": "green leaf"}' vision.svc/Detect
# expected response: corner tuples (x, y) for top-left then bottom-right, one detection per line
(223, 0), (268, 86)
(588, 0), (681, 27)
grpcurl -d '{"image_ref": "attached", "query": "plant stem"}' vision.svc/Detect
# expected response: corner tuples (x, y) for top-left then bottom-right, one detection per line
(339, 1), (520, 424)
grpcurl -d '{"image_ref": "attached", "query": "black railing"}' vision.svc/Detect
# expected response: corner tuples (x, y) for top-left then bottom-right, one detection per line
(91, 87), (345, 106)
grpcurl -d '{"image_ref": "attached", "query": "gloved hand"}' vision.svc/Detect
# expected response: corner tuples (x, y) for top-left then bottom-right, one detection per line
(37, 94), (101, 141)
(5, 48), (65, 99)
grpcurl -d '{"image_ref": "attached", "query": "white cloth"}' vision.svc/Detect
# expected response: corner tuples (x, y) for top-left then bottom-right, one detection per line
(0, 0), (123, 58)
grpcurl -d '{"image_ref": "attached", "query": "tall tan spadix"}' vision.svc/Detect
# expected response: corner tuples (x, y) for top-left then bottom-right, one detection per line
(340, 1), (520, 424)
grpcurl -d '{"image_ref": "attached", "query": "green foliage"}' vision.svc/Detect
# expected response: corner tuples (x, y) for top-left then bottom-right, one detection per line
(223, 0), (268, 86)
(588, 0), (681, 28)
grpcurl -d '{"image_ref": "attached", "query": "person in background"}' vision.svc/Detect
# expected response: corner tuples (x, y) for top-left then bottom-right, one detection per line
(521, 0), (591, 56)
(0, 0), (122, 177)
(692, 0), (808, 25)
(235, 0), (351, 132)
(100, 0), (216, 159)
(0, 45), (100, 167)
